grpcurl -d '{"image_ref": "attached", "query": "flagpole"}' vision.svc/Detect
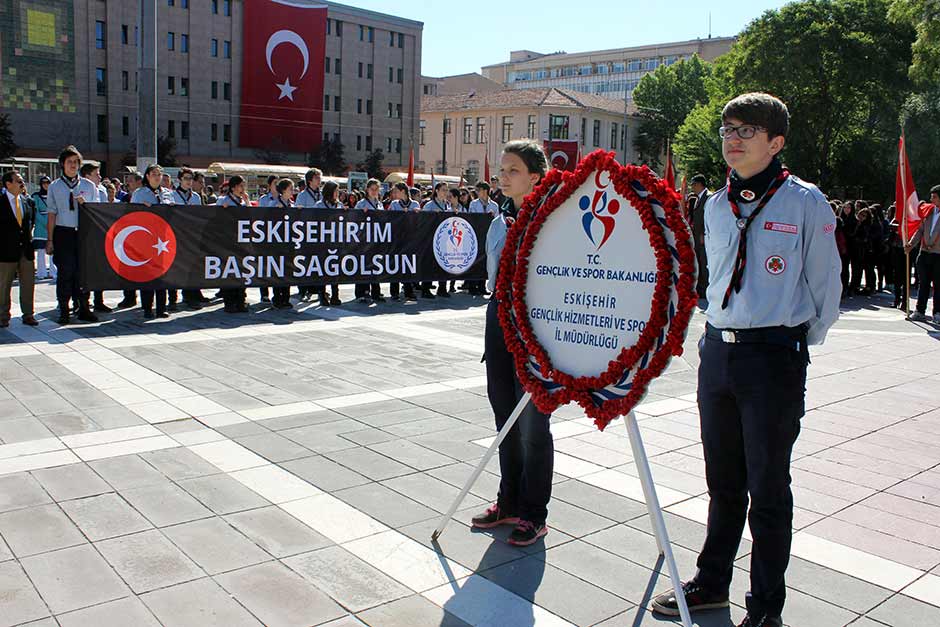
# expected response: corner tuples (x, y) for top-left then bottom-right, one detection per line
(900, 131), (911, 317)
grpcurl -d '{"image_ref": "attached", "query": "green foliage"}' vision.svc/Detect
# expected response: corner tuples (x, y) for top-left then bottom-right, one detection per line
(157, 135), (177, 167)
(310, 137), (347, 175)
(632, 55), (711, 168)
(889, 0), (940, 87)
(901, 90), (940, 195)
(0, 113), (18, 162)
(358, 149), (385, 180)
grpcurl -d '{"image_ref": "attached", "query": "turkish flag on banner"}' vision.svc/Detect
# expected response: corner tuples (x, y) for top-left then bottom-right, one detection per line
(239, 0), (327, 153)
(543, 140), (579, 172)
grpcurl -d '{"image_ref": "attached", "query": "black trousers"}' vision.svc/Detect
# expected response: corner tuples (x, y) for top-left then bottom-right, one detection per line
(52, 226), (86, 311)
(484, 298), (554, 525)
(140, 289), (167, 313)
(272, 286), (291, 306)
(695, 335), (806, 619)
(222, 288), (246, 306)
(695, 244), (709, 299)
(915, 251), (940, 315)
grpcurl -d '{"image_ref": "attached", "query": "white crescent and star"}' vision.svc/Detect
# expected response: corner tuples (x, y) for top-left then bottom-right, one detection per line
(550, 150), (569, 168)
(113, 225), (170, 267)
(265, 30), (309, 102)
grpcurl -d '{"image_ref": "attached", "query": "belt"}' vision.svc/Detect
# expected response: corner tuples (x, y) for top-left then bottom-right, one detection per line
(54, 225), (78, 231)
(705, 322), (807, 352)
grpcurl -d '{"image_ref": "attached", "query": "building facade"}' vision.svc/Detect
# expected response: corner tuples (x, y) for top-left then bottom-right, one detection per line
(482, 37), (734, 102)
(419, 87), (642, 181)
(0, 0), (422, 175)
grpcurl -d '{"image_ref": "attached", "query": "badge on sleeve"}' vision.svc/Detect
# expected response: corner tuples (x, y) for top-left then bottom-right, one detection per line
(765, 255), (786, 275)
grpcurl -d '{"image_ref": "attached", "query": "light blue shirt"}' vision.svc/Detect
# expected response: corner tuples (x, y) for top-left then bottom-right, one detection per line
(312, 199), (343, 209)
(355, 198), (383, 211)
(171, 188), (202, 205)
(216, 194), (245, 207)
(131, 186), (175, 205)
(485, 214), (511, 293)
(46, 176), (100, 228)
(258, 192), (278, 207)
(703, 176), (842, 345)
(422, 199), (448, 212)
(294, 187), (322, 208)
(469, 198), (499, 215)
(388, 199), (419, 211)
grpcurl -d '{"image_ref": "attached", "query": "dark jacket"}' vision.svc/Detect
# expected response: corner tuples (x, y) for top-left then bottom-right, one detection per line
(690, 190), (711, 248)
(0, 192), (35, 263)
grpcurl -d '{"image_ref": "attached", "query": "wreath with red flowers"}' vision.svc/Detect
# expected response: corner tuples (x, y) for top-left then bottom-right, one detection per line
(496, 150), (698, 430)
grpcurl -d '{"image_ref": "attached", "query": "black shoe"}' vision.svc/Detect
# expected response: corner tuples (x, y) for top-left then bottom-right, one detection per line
(56, 310), (70, 325)
(93, 303), (113, 313)
(391, 294), (401, 301)
(330, 296), (342, 306)
(651, 581), (730, 616)
(739, 614), (782, 627)
(260, 296), (271, 303)
(236, 303), (249, 313)
(223, 304), (238, 314)
(156, 311), (170, 319)
(185, 300), (203, 310)
(373, 294), (386, 303)
(76, 310), (99, 323)
(143, 309), (155, 319)
(421, 291), (436, 299)
(116, 299), (137, 309)
(319, 295), (330, 307)
(199, 295), (211, 303)
(471, 504), (520, 529)
(167, 302), (179, 312)
(507, 520), (548, 546)
(438, 290), (451, 298)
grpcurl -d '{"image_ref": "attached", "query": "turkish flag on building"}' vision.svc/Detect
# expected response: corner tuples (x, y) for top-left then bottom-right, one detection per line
(543, 140), (579, 172)
(239, 0), (327, 153)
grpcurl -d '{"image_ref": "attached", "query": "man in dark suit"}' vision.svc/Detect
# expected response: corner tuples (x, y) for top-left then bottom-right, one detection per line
(689, 174), (712, 303)
(0, 171), (38, 327)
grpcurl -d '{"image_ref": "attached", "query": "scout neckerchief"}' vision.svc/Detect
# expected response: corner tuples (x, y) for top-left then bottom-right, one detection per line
(227, 192), (243, 206)
(144, 182), (164, 205)
(304, 187), (320, 204)
(432, 198), (445, 212)
(61, 175), (79, 212)
(721, 160), (790, 309)
(278, 196), (292, 208)
(365, 197), (378, 210)
(176, 187), (192, 203)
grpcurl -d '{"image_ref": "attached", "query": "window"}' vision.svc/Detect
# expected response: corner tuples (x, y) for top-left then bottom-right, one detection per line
(96, 68), (107, 96)
(476, 117), (486, 143)
(168, 0), (174, 5)
(122, 116), (129, 136)
(211, 123), (218, 141)
(388, 66), (393, 83)
(180, 77), (189, 97)
(395, 137), (401, 153)
(122, 70), (129, 91)
(501, 116), (514, 142)
(335, 58), (341, 74)
(134, 25), (138, 46)
(223, 124), (231, 142)
(398, 33), (404, 48)
(223, 41), (231, 58)
(463, 117), (472, 144)
(181, 121), (189, 139)
(223, 0), (231, 16)
(325, 57), (331, 73)
(167, 32), (174, 51)
(580, 64), (592, 75)
(167, 76), (175, 95)
(95, 21), (106, 49)
(333, 132), (340, 143)
(223, 82), (231, 101)
(212, 0), (218, 14)
(397, 68), (403, 84)
(365, 135), (372, 151)
(387, 102), (393, 118)
(211, 39), (218, 57)
(419, 119), (426, 145)
(181, 34), (188, 53)
(182, 0), (188, 7)
(327, 19), (332, 35)
(211, 81), (218, 99)
(334, 96), (341, 111)
(395, 103), (402, 119)
(581, 118), (587, 145)
(368, 27), (374, 42)
(611, 122), (618, 148)
(367, 64), (373, 79)
(358, 62), (363, 78)
(357, 98), (362, 114)
(168, 120), (175, 138)
(97, 115), (108, 143)
(386, 137), (393, 152)
(366, 99), (372, 114)
(121, 24), (128, 44)
(390, 31), (395, 46)
(527, 115), (536, 138)
(443, 118), (452, 134)
(359, 25), (365, 40)
(592, 119), (601, 146)
(549, 115), (569, 140)
(336, 21), (343, 37)
(324, 94), (330, 111)
(357, 135), (362, 150)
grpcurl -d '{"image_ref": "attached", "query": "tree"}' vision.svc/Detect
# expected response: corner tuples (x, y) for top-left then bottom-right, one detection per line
(631, 55), (711, 168)
(889, 0), (940, 87)
(358, 149), (385, 180)
(253, 147), (288, 165)
(0, 113), (18, 162)
(676, 0), (914, 200)
(309, 137), (347, 175)
(157, 135), (178, 167)
(900, 90), (940, 196)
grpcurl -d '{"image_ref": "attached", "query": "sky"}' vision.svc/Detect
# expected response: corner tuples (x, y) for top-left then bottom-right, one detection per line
(339, 0), (793, 77)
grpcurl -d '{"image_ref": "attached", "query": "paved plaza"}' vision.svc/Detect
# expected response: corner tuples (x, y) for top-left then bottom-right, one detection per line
(0, 281), (939, 627)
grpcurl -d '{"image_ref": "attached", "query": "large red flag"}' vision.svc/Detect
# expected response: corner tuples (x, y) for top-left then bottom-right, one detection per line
(407, 146), (415, 187)
(239, 0), (327, 153)
(896, 134), (921, 242)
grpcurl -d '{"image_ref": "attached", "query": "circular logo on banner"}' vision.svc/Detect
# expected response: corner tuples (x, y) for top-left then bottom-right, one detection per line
(496, 150), (697, 429)
(433, 217), (478, 275)
(104, 212), (177, 282)
(765, 255), (786, 275)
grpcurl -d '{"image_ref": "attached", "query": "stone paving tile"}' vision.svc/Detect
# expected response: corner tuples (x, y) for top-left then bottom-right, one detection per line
(868, 593), (940, 625)
(139, 447), (222, 480)
(0, 473), (51, 513)
(234, 431), (314, 462)
(96, 529), (205, 594)
(0, 503), (85, 558)
(333, 482), (439, 528)
(59, 493), (153, 541)
(162, 517), (272, 575)
(88, 454), (167, 490)
(140, 577), (262, 627)
(357, 594), (472, 627)
(0, 560), (50, 626)
(324, 445), (419, 481)
(224, 506), (333, 558)
(381, 472), (486, 515)
(121, 481), (214, 526)
(55, 596), (161, 627)
(30, 462), (112, 501)
(177, 473), (271, 515)
(20, 544), (129, 614)
(280, 454), (373, 492)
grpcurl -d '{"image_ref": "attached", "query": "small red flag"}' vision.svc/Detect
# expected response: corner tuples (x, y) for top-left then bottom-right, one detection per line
(484, 152), (490, 183)
(406, 146), (415, 187)
(896, 134), (921, 242)
(664, 145), (676, 190)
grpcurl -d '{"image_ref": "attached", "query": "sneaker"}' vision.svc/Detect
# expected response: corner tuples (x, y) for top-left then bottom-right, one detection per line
(651, 581), (730, 616)
(932, 313), (940, 325)
(507, 520), (547, 546)
(156, 311), (170, 319)
(471, 504), (520, 529)
(738, 614), (782, 627)
(909, 311), (928, 322)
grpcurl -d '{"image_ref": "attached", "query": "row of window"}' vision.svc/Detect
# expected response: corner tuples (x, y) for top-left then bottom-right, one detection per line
(96, 114), (231, 144)
(326, 19), (406, 48)
(433, 115), (537, 146)
(510, 56), (685, 82)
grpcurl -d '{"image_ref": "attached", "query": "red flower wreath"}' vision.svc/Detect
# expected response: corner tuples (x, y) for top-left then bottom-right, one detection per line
(496, 150), (698, 429)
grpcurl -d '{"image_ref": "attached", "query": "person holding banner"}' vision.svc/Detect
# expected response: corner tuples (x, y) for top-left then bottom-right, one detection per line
(130, 165), (175, 319)
(355, 179), (386, 304)
(216, 176), (250, 313)
(171, 168), (206, 310)
(904, 186), (940, 323)
(471, 139), (554, 546)
(296, 169), (326, 303)
(270, 178), (296, 309)
(387, 182), (419, 301)
(651, 93), (841, 627)
(258, 175), (278, 208)
(312, 181), (344, 306)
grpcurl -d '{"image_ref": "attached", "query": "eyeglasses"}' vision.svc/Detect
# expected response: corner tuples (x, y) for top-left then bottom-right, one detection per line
(719, 125), (766, 140)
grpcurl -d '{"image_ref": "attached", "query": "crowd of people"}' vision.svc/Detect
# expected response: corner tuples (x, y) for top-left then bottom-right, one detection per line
(0, 144), (511, 326)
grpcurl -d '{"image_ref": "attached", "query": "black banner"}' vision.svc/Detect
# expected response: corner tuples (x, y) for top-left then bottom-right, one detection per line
(78, 203), (490, 290)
